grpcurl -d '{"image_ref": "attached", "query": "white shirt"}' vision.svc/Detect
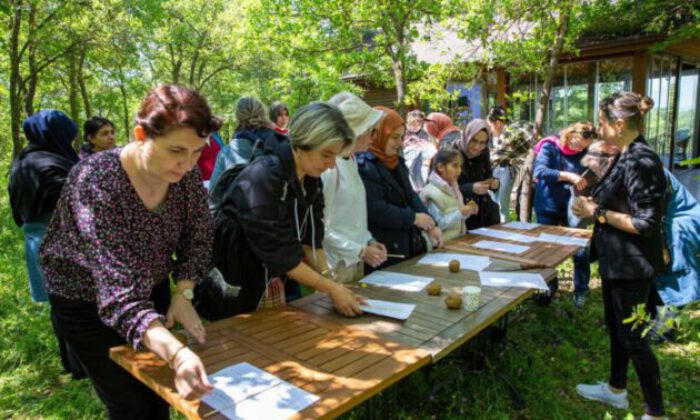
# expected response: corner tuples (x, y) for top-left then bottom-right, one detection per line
(321, 156), (373, 269)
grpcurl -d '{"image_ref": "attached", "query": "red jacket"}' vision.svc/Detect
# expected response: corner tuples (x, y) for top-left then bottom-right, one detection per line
(197, 134), (223, 181)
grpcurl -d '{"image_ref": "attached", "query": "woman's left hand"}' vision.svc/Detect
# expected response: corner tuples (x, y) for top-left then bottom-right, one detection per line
(429, 227), (443, 248)
(166, 294), (206, 344)
(572, 196), (597, 218)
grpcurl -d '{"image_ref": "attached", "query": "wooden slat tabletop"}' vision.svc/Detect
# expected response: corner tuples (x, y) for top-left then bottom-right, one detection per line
(442, 223), (591, 267)
(292, 252), (557, 362)
(110, 306), (430, 420)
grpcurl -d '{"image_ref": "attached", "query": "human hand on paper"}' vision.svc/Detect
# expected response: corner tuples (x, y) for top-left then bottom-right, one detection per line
(363, 241), (387, 268)
(173, 348), (213, 400)
(329, 283), (365, 317)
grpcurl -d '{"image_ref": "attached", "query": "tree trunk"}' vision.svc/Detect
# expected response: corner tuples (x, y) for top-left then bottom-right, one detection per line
(24, 3), (37, 117)
(392, 59), (406, 113)
(9, 0), (24, 159)
(68, 48), (81, 150)
(78, 41), (92, 119)
(118, 69), (130, 140)
(516, 8), (570, 222)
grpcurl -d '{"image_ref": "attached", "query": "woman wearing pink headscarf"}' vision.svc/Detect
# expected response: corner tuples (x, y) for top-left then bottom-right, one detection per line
(424, 112), (461, 148)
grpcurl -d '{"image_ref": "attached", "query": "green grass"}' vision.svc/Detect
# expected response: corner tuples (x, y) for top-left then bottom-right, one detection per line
(1, 182), (698, 419)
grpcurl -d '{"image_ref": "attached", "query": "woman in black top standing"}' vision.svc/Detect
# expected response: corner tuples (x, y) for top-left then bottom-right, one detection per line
(573, 92), (665, 420)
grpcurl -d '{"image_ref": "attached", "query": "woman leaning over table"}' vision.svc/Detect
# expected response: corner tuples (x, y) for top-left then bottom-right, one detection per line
(572, 92), (666, 420)
(220, 102), (365, 316)
(322, 92), (388, 283)
(41, 85), (217, 419)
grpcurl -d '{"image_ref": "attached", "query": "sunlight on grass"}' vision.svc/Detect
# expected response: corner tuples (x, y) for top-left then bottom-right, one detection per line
(1, 163), (697, 418)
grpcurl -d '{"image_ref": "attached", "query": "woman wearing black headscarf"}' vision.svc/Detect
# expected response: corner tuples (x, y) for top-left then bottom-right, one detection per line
(9, 109), (79, 301)
(8, 109), (84, 378)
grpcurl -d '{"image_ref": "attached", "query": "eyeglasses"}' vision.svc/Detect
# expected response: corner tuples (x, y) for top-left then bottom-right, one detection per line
(577, 130), (597, 139)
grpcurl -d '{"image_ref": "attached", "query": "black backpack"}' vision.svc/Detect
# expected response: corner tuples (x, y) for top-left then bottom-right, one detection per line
(193, 135), (288, 321)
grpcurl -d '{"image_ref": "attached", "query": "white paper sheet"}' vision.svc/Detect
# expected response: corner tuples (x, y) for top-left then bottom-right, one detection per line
(470, 228), (537, 243)
(359, 271), (433, 292)
(472, 240), (530, 254)
(479, 271), (549, 291)
(361, 299), (416, 320)
(537, 233), (589, 247)
(417, 253), (491, 272)
(201, 362), (319, 420)
(502, 221), (541, 230)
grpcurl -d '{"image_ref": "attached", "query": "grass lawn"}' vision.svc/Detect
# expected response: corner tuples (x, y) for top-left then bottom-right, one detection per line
(1, 188), (698, 419)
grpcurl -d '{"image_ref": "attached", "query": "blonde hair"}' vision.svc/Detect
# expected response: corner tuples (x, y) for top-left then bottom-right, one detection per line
(560, 121), (595, 148)
(235, 97), (269, 131)
(288, 102), (354, 154)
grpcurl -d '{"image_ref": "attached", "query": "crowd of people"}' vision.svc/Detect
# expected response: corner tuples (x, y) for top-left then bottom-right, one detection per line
(7, 84), (699, 420)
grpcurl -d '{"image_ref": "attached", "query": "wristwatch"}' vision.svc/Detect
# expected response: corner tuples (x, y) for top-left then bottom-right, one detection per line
(595, 207), (608, 224)
(175, 288), (194, 300)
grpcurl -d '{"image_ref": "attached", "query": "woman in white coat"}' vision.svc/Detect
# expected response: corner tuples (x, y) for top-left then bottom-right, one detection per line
(322, 92), (388, 283)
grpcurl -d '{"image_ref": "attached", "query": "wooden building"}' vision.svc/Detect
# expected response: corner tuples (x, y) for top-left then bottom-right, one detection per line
(350, 33), (700, 181)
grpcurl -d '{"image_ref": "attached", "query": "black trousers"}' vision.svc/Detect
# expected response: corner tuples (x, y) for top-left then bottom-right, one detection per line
(602, 278), (664, 416)
(49, 282), (171, 420)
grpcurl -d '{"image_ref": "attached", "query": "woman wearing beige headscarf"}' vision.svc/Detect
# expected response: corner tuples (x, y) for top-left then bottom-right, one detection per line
(322, 92), (388, 283)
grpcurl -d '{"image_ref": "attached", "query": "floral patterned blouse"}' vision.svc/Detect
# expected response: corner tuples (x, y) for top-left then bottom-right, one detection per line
(41, 148), (212, 349)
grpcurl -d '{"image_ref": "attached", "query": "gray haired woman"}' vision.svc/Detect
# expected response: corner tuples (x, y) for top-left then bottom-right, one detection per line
(216, 102), (366, 316)
(209, 97), (283, 186)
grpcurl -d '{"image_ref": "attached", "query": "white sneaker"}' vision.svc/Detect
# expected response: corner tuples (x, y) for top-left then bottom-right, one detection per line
(576, 381), (629, 409)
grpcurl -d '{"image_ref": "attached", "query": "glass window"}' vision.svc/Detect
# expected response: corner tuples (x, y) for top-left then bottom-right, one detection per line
(676, 63), (698, 165)
(645, 55), (679, 167)
(506, 57), (633, 136)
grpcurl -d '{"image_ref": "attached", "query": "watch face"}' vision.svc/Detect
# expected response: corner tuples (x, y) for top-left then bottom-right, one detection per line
(597, 215), (606, 224)
(182, 289), (194, 300)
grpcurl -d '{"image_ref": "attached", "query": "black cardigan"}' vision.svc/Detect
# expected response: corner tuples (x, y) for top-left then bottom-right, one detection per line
(457, 148), (500, 229)
(223, 142), (325, 278)
(358, 152), (432, 270)
(590, 138), (666, 280)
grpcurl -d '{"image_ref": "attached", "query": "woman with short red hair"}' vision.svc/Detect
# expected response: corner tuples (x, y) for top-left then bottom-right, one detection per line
(41, 85), (219, 418)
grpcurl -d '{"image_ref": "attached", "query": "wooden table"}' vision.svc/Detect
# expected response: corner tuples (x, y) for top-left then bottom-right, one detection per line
(292, 254), (557, 362)
(443, 224), (591, 267)
(110, 306), (429, 419)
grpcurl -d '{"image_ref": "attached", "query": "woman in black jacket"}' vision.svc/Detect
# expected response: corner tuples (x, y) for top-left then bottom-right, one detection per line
(573, 92), (666, 420)
(358, 106), (442, 271)
(8, 109), (84, 379)
(456, 119), (501, 229)
(219, 102), (364, 316)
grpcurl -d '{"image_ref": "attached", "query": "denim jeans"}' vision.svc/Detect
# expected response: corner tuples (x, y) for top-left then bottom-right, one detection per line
(535, 211), (590, 295)
(490, 164), (513, 222)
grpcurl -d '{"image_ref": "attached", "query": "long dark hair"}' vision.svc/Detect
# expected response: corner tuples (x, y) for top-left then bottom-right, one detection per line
(599, 91), (654, 131)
